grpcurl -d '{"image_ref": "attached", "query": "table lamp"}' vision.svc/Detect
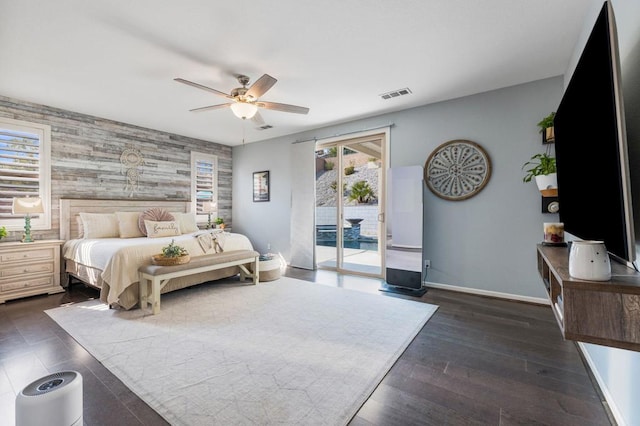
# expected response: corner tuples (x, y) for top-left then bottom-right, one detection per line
(12, 197), (44, 243)
(202, 201), (217, 230)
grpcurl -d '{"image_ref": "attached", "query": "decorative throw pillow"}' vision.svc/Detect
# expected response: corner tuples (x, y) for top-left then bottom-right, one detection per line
(173, 212), (199, 234)
(144, 220), (181, 238)
(138, 208), (174, 236)
(115, 212), (144, 238)
(79, 213), (119, 239)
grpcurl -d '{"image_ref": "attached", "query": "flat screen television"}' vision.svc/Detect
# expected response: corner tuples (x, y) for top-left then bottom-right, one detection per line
(554, 1), (635, 265)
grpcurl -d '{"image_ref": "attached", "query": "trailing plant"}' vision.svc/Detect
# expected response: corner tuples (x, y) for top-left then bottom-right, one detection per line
(537, 112), (556, 133)
(522, 153), (557, 183)
(348, 180), (375, 204)
(161, 240), (188, 258)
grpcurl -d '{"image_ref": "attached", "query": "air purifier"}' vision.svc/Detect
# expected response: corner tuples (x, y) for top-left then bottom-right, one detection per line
(15, 371), (82, 426)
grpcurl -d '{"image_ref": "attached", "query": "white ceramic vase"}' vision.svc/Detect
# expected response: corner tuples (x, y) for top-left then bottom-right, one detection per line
(569, 240), (611, 281)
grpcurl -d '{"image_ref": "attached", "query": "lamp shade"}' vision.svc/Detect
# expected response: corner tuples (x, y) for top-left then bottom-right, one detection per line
(202, 201), (217, 213)
(12, 197), (44, 215)
(230, 102), (258, 119)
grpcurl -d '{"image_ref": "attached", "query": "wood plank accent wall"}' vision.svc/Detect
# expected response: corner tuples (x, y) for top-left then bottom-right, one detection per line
(0, 95), (232, 241)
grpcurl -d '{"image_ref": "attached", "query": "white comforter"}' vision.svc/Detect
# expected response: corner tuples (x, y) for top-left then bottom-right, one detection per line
(63, 232), (253, 304)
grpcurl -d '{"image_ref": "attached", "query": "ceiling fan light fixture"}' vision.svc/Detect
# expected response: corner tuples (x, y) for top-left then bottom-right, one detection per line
(230, 101), (258, 119)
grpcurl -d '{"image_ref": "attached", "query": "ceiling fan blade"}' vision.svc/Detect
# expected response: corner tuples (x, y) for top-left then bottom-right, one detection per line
(189, 103), (232, 112)
(246, 74), (277, 99)
(251, 111), (266, 126)
(174, 78), (231, 98)
(258, 101), (309, 115)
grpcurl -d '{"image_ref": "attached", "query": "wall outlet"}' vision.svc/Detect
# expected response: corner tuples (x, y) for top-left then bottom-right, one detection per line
(425, 259), (431, 269)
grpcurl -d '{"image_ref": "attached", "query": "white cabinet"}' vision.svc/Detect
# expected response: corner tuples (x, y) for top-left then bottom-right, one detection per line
(0, 240), (65, 303)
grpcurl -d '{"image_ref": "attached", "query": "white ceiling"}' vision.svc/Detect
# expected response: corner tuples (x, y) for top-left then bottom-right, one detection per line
(0, 0), (590, 146)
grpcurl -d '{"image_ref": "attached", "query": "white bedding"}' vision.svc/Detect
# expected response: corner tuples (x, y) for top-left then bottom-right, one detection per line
(63, 232), (253, 305)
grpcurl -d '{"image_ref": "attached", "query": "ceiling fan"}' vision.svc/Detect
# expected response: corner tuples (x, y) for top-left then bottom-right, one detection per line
(174, 74), (309, 125)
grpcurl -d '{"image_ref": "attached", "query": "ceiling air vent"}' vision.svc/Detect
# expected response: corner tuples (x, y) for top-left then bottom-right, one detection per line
(256, 125), (273, 131)
(379, 88), (412, 100)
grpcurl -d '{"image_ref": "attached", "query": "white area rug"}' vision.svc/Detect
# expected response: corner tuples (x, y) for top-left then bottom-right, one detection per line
(46, 277), (437, 425)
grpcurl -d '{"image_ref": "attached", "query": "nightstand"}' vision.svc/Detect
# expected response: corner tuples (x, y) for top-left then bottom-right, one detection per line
(0, 239), (65, 303)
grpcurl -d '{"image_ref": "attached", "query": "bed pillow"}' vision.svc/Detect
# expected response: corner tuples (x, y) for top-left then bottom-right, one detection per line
(115, 211), (144, 238)
(138, 208), (174, 236)
(173, 212), (199, 234)
(144, 220), (181, 238)
(79, 213), (119, 239)
(76, 216), (84, 239)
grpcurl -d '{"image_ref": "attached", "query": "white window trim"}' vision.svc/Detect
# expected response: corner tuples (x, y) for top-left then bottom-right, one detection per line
(0, 117), (52, 231)
(190, 151), (218, 225)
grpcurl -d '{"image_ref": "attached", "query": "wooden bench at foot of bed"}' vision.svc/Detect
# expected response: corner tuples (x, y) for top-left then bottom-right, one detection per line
(138, 250), (260, 314)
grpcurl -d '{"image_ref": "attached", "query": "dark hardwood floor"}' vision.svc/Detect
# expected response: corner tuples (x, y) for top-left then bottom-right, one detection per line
(0, 269), (612, 425)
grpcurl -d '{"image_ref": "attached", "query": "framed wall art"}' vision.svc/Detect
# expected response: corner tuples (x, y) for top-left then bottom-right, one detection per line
(424, 139), (491, 201)
(253, 170), (270, 202)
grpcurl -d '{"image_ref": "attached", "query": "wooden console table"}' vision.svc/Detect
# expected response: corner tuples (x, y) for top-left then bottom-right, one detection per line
(537, 244), (640, 352)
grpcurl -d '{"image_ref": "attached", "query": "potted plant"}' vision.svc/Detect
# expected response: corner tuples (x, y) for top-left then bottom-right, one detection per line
(152, 239), (190, 265)
(522, 153), (557, 196)
(0, 226), (6, 240)
(215, 217), (225, 230)
(538, 112), (556, 144)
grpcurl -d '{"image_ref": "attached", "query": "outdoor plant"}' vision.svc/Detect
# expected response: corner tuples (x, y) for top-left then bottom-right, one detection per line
(161, 240), (188, 258)
(324, 160), (335, 171)
(0, 226), (6, 240)
(344, 161), (356, 176)
(330, 181), (347, 194)
(348, 180), (375, 204)
(537, 112), (556, 133)
(522, 153), (557, 183)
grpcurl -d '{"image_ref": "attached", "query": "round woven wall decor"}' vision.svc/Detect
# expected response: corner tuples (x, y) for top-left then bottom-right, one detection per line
(424, 139), (491, 201)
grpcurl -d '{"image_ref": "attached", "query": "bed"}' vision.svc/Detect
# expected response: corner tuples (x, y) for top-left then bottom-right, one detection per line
(60, 199), (254, 310)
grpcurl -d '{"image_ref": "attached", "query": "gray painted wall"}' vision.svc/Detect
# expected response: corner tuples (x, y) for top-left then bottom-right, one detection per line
(0, 95), (232, 242)
(233, 76), (564, 301)
(563, 1), (640, 425)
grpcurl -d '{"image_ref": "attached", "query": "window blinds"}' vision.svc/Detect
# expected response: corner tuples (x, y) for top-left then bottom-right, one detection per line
(0, 129), (41, 219)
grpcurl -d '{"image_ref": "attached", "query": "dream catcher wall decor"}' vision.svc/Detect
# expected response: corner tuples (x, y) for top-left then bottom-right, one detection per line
(120, 148), (145, 197)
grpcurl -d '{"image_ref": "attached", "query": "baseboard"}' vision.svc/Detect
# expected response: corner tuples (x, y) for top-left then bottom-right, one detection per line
(576, 342), (626, 426)
(423, 281), (549, 305)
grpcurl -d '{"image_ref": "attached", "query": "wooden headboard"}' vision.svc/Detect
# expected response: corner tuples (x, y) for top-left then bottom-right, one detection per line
(60, 199), (192, 240)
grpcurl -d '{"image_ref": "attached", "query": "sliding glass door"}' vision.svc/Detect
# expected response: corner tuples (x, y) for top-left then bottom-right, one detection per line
(315, 133), (386, 278)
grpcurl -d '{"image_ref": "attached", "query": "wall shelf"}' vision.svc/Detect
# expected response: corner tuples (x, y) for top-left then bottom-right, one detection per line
(537, 244), (640, 352)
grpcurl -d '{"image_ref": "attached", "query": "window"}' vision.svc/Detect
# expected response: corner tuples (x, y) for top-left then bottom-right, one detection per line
(190, 151), (218, 223)
(0, 117), (51, 231)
